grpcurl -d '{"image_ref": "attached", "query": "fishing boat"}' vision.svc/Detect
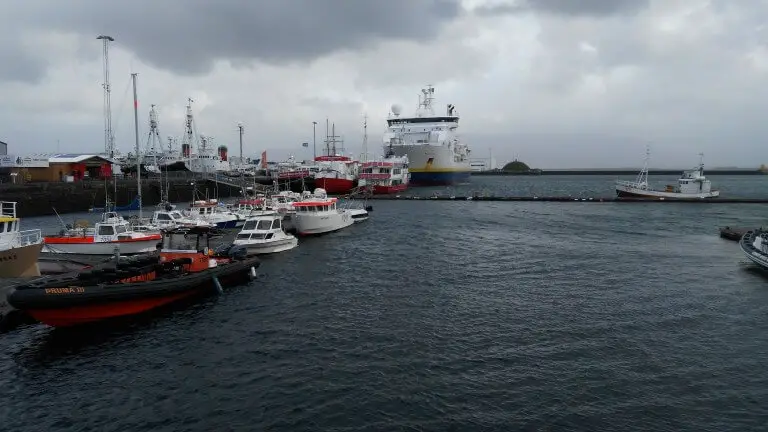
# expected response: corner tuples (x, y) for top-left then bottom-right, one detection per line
(357, 156), (409, 194)
(292, 188), (354, 236)
(187, 199), (241, 229)
(313, 123), (359, 194)
(8, 226), (260, 327)
(42, 211), (162, 255)
(0, 201), (44, 277)
(615, 151), (720, 199)
(233, 211), (298, 254)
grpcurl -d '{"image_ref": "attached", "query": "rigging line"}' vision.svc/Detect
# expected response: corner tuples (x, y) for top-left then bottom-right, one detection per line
(110, 77), (133, 144)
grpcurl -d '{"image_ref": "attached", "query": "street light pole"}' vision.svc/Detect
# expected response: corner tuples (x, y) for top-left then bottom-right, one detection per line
(312, 121), (317, 160)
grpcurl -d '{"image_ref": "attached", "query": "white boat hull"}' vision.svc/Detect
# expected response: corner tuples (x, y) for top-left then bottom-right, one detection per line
(235, 237), (298, 255)
(348, 208), (369, 222)
(615, 185), (720, 199)
(293, 211), (354, 236)
(42, 239), (160, 255)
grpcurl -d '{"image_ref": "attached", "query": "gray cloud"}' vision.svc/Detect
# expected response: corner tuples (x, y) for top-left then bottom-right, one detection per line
(10, 0), (461, 76)
(475, 0), (649, 17)
(0, 37), (47, 84)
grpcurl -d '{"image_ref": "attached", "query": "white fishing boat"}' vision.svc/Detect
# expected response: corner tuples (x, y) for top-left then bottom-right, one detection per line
(43, 212), (162, 255)
(615, 151), (720, 199)
(0, 201), (43, 277)
(292, 188), (354, 236)
(187, 199), (241, 228)
(232, 211), (298, 255)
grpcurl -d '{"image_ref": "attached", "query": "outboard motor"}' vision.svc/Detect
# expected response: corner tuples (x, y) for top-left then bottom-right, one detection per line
(227, 244), (249, 261)
(365, 205), (373, 212)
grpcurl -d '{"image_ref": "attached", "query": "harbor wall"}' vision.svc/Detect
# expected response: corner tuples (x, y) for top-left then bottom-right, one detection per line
(0, 178), (244, 217)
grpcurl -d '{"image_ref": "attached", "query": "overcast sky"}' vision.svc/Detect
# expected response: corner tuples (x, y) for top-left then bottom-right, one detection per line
(1, 0), (767, 168)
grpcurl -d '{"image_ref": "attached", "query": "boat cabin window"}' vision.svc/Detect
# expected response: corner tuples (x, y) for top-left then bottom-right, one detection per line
(170, 211), (183, 220)
(256, 219), (272, 230)
(236, 233), (251, 240)
(156, 213), (172, 221)
(115, 224), (128, 234)
(98, 225), (115, 236)
(243, 220), (258, 230)
(274, 218), (281, 229)
(0, 222), (5, 233)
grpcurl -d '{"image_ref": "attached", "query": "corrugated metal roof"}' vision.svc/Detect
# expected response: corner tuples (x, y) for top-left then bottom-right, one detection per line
(48, 153), (114, 164)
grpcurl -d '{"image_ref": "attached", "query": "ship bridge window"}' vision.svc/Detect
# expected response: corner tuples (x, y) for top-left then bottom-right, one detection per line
(115, 224), (128, 234)
(98, 225), (114, 236)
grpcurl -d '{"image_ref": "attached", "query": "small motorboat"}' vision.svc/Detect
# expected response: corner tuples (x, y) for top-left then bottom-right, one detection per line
(8, 226), (260, 327)
(233, 211), (298, 255)
(348, 207), (369, 223)
(42, 211), (162, 255)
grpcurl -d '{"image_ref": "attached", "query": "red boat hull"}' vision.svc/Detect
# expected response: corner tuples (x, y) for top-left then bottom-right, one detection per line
(27, 291), (199, 327)
(373, 184), (408, 195)
(314, 177), (355, 194)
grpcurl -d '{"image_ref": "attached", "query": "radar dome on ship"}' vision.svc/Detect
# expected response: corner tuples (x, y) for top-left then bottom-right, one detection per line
(391, 104), (402, 116)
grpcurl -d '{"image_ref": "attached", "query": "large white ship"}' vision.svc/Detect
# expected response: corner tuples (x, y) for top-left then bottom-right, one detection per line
(383, 85), (471, 185)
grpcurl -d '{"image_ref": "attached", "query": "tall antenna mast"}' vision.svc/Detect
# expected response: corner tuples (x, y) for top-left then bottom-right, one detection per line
(362, 114), (368, 163)
(131, 73), (143, 220)
(146, 105), (164, 203)
(238, 123), (244, 167)
(97, 35), (115, 158)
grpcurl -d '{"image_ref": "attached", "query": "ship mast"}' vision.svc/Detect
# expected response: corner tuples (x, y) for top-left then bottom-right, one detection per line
(146, 104), (165, 203)
(362, 114), (368, 163)
(97, 35), (115, 158)
(131, 73), (143, 220)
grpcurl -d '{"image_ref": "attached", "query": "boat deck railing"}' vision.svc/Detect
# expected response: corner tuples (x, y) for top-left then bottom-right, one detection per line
(17, 229), (42, 247)
(0, 201), (18, 219)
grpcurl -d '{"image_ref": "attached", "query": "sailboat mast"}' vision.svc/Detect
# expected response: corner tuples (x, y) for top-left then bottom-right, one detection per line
(131, 73), (142, 220)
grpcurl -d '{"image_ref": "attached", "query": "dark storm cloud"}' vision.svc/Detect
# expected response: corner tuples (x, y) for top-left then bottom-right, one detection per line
(476, 0), (649, 17)
(12, 0), (461, 75)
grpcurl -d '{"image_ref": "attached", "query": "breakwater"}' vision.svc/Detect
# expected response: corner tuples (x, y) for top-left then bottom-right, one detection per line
(1, 177), (244, 217)
(365, 195), (768, 203)
(472, 169), (766, 176)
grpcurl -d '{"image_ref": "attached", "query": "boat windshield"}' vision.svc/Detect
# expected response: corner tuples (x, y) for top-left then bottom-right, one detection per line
(257, 219), (272, 230)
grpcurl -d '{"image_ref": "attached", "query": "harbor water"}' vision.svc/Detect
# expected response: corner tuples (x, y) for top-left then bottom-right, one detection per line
(2, 175), (768, 431)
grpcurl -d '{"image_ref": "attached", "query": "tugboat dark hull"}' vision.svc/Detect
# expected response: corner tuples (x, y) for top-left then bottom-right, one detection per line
(8, 256), (260, 327)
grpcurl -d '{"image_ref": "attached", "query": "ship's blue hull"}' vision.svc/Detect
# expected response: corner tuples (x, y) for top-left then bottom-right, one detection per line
(409, 171), (472, 186)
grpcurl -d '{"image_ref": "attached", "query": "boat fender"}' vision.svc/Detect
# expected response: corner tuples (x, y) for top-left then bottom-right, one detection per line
(249, 266), (257, 280)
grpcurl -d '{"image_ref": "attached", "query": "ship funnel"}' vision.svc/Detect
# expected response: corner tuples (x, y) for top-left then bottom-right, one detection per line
(218, 145), (228, 161)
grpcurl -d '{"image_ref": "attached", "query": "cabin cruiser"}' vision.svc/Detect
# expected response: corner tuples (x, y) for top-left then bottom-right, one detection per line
(233, 211), (298, 255)
(292, 188), (354, 236)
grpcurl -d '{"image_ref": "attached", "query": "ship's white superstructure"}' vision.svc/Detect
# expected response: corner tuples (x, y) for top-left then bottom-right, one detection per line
(382, 85), (471, 185)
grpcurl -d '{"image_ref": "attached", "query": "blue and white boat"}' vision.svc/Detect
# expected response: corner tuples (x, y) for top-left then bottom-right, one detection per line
(187, 199), (241, 229)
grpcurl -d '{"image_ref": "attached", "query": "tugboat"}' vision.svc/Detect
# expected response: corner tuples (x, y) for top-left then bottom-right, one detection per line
(0, 201), (44, 277)
(615, 150), (720, 199)
(8, 226), (260, 327)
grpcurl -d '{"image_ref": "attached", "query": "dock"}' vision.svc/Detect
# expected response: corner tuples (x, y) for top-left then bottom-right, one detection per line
(364, 195), (768, 203)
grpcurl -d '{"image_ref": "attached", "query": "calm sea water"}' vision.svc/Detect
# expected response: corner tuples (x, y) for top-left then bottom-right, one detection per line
(2, 176), (768, 431)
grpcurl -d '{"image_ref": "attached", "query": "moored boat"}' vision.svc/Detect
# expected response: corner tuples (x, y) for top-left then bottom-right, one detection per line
(42, 211), (162, 255)
(357, 156), (409, 194)
(292, 188), (354, 236)
(8, 226), (260, 327)
(233, 211), (298, 255)
(0, 201), (44, 278)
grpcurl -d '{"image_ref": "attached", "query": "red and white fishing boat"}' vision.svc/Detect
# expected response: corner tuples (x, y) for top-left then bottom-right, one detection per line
(292, 188), (354, 236)
(313, 122), (359, 195)
(43, 212), (162, 255)
(358, 155), (410, 194)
